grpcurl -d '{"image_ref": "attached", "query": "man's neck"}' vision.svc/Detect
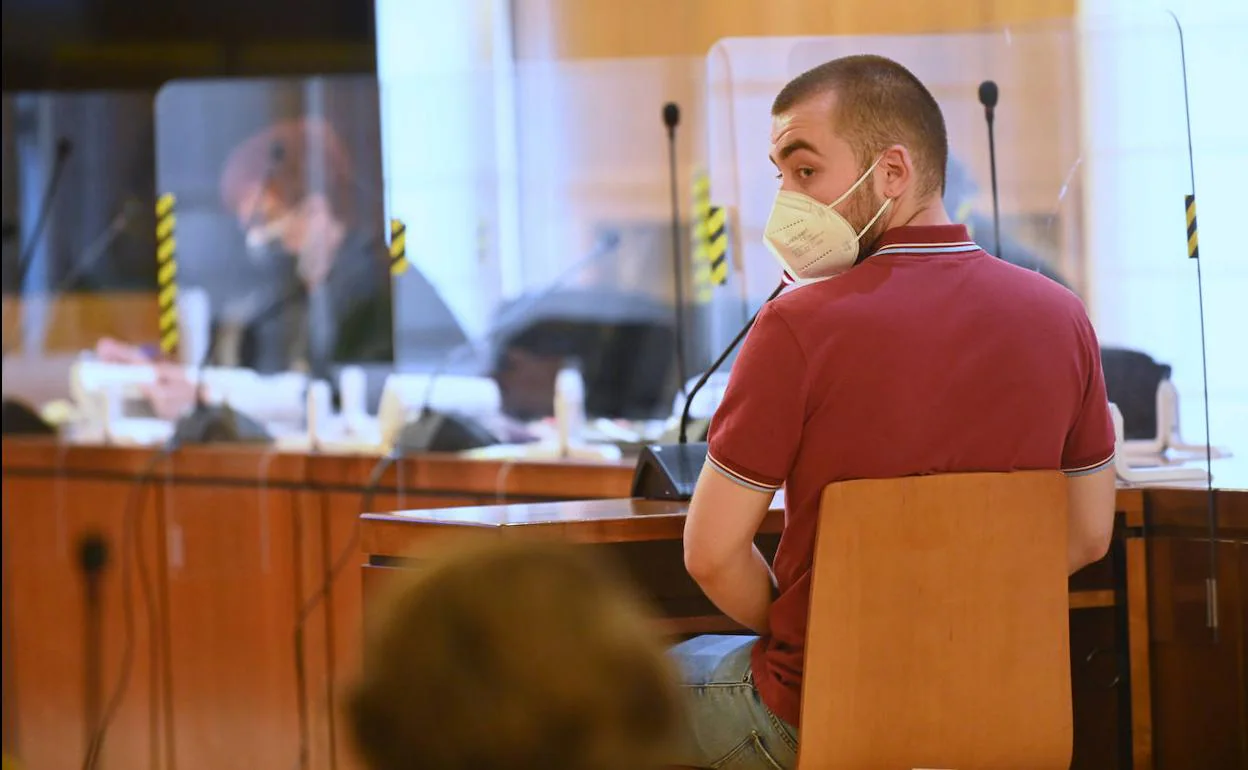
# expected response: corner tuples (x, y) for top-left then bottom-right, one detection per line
(892, 197), (952, 229)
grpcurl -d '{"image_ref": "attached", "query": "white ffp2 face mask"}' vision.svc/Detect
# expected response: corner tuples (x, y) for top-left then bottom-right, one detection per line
(763, 157), (892, 284)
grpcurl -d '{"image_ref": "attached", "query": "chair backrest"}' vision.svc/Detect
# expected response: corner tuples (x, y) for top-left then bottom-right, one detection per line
(798, 471), (1072, 770)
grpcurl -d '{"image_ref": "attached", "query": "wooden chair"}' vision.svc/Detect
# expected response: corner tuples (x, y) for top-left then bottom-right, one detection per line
(798, 471), (1072, 770)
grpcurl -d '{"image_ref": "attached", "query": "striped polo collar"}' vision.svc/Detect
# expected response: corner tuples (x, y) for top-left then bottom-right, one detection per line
(868, 224), (981, 258)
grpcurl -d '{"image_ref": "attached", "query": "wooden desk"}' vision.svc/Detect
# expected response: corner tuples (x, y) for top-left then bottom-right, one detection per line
(359, 471), (1248, 770)
(0, 439), (634, 770)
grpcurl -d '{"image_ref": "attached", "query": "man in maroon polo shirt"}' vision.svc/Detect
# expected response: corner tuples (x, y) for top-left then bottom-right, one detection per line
(669, 55), (1117, 770)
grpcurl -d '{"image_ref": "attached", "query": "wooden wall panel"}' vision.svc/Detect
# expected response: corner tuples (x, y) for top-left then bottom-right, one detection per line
(2, 474), (165, 770)
(157, 481), (304, 770)
(513, 0), (1078, 60)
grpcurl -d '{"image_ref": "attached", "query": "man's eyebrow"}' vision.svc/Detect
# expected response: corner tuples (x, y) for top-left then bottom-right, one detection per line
(778, 139), (819, 161)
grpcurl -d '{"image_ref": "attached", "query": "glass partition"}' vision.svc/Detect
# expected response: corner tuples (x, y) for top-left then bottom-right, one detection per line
(1, 89), (157, 413)
(703, 13), (1223, 476)
(151, 76), (403, 425)
(379, 56), (712, 423)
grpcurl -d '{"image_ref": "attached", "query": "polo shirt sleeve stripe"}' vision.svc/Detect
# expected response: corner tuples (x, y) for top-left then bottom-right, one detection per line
(707, 451), (783, 494)
(1063, 453), (1115, 477)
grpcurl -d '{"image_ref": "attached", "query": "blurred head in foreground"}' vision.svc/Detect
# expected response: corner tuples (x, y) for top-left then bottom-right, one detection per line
(348, 540), (681, 770)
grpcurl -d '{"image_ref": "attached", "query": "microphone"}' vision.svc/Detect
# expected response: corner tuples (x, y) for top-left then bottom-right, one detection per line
(977, 80), (1003, 260)
(392, 231), (623, 454)
(77, 533), (109, 753)
(13, 137), (74, 294)
(2, 198), (144, 435)
(662, 102), (691, 398)
(631, 282), (786, 501)
(169, 279), (307, 445)
(63, 200), (146, 289)
(3, 199), (144, 359)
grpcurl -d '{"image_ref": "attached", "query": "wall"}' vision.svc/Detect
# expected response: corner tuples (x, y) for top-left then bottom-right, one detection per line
(512, 0), (1077, 59)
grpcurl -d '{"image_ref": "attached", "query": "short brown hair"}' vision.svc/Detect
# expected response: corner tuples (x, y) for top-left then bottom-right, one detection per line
(772, 54), (948, 198)
(219, 116), (357, 225)
(347, 539), (681, 770)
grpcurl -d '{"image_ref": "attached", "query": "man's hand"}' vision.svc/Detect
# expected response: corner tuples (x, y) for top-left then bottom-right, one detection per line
(683, 462), (777, 633)
(96, 337), (152, 365)
(141, 364), (198, 421)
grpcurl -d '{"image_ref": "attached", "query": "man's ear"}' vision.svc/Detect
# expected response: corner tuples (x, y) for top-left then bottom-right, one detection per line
(877, 144), (913, 199)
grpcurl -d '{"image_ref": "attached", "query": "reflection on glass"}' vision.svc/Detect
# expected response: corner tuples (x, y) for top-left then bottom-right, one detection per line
(152, 76), (463, 389)
(2, 89), (157, 413)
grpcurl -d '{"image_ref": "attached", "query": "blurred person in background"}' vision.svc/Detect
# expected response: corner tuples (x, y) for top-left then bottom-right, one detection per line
(348, 539), (681, 770)
(96, 117), (462, 418)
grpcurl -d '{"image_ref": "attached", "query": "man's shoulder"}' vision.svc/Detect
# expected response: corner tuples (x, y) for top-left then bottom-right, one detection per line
(984, 256), (1089, 318)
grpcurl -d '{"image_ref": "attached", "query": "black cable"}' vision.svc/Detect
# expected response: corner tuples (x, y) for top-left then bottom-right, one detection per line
(291, 453), (396, 770)
(1168, 11), (1219, 642)
(14, 139), (73, 294)
(81, 446), (172, 770)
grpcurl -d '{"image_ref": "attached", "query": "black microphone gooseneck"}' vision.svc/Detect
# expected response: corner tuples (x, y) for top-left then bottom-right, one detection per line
(414, 231), (622, 420)
(78, 533), (109, 757)
(977, 81), (1002, 260)
(2, 191), (136, 435)
(678, 282), (785, 444)
(13, 137), (74, 294)
(632, 282), (785, 501)
(662, 103), (690, 397)
(3, 200), (143, 358)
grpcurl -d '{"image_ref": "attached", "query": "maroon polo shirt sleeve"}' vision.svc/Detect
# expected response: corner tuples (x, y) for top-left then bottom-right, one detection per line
(706, 304), (808, 492)
(1062, 311), (1116, 475)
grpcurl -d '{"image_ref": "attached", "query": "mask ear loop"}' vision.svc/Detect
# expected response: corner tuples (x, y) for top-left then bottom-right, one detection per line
(827, 155), (885, 209)
(856, 197), (893, 241)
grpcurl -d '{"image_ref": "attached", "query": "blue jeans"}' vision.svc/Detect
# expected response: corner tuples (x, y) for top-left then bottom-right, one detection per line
(668, 635), (799, 769)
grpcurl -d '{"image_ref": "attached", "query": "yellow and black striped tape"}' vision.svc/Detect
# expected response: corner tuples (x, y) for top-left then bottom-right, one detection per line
(389, 218), (408, 276)
(155, 193), (179, 355)
(1185, 195), (1199, 259)
(691, 170), (729, 301)
(691, 172), (714, 303)
(705, 206), (728, 286)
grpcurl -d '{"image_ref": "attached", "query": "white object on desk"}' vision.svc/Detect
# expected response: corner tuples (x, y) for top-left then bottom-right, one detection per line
(554, 366), (586, 457)
(1111, 403), (1210, 484)
(339, 366), (369, 428)
(177, 287), (211, 367)
(306, 380), (333, 448)
(69, 361), (309, 444)
(1115, 380), (1231, 461)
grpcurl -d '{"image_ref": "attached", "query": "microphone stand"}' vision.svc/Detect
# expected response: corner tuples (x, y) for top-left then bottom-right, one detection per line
(663, 103), (690, 397)
(633, 282), (784, 501)
(977, 80), (1003, 260)
(14, 138), (74, 293)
